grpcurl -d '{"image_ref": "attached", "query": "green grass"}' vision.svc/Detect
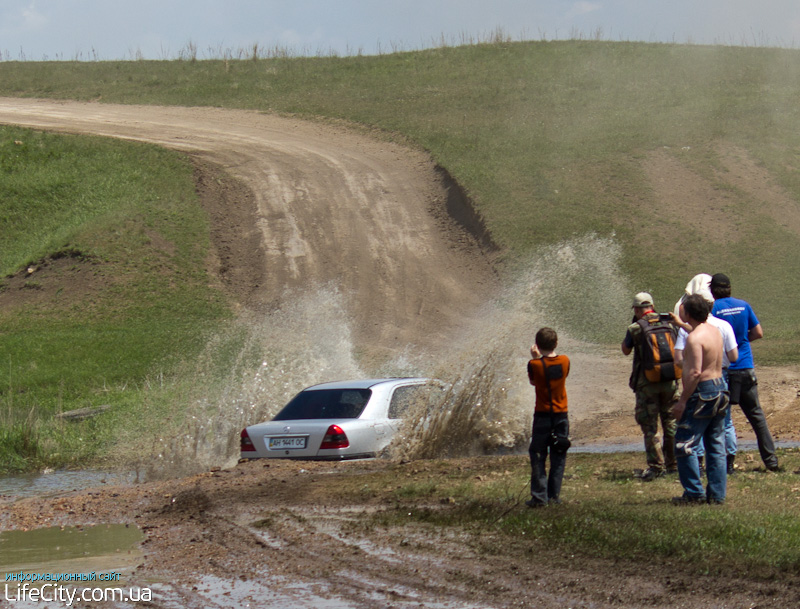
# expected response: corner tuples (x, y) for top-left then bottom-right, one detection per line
(346, 450), (800, 577)
(3, 40), (800, 470)
(0, 125), (230, 471)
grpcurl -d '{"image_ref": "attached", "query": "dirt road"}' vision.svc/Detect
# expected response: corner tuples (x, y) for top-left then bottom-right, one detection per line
(2, 98), (799, 608)
(0, 98), (497, 366)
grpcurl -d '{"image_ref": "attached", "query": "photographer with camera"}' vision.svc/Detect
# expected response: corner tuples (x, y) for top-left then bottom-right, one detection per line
(621, 292), (680, 481)
(526, 327), (571, 508)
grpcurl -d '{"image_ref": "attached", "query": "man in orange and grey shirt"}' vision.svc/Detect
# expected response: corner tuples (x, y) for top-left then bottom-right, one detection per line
(527, 327), (570, 507)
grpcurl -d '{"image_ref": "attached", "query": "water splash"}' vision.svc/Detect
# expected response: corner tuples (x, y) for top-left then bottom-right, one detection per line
(133, 284), (364, 479)
(389, 233), (632, 460)
(129, 234), (633, 475)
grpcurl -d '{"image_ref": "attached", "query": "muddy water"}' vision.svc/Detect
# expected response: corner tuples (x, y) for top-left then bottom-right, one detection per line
(147, 574), (490, 609)
(0, 523), (143, 579)
(128, 284), (367, 480)
(387, 235), (633, 460)
(0, 469), (137, 499)
(126, 235), (636, 476)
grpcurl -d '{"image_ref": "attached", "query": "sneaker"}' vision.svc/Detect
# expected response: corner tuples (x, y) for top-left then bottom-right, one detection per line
(525, 499), (547, 508)
(671, 494), (706, 506)
(640, 467), (664, 482)
(766, 462), (782, 473)
(707, 497), (725, 505)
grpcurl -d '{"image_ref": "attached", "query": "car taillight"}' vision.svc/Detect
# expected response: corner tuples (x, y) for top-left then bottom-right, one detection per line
(240, 428), (256, 452)
(320, 424), (349, 450)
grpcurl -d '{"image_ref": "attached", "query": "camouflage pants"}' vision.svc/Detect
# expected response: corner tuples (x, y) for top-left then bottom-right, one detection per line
(634, 382), (679, 471)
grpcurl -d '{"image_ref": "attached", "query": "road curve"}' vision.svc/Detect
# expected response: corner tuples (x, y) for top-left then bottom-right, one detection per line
(0, 98), (496, 366)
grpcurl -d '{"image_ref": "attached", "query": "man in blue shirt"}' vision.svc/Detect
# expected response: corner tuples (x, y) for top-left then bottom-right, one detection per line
(710, 274), (780, 472)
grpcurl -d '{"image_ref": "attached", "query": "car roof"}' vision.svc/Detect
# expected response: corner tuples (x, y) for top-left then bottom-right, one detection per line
(303, 378), (430, 391)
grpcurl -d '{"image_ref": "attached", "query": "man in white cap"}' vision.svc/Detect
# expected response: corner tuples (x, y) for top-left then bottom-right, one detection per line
(621, 292), (680, 481)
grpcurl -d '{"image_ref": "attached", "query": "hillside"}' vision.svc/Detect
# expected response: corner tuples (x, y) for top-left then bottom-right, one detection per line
(2, 41), (800, 356)
(1, 41), (800, 472)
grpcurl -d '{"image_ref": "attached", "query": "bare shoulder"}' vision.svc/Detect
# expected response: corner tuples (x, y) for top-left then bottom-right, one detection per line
(691, 323), (724, 348)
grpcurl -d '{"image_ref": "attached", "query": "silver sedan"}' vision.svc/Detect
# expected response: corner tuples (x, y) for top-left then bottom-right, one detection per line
(240, 378), (440, 460)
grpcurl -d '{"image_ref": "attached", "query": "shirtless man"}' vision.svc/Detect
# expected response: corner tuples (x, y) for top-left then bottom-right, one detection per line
(671, 294), (730, 505)
(671, 275), (739, 474)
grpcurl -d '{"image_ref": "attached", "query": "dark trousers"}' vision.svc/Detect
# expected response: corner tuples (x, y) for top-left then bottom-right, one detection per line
(529, 412), (569, 505)
(728, 369), (778, 469)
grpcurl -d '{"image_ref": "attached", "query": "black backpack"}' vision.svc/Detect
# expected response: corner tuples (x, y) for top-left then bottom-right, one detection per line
(636, 316), (682, 383)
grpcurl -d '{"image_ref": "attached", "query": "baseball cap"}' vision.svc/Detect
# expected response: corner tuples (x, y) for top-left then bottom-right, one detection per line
(632, 292), (654, 308)
(710, 273), (731, 289)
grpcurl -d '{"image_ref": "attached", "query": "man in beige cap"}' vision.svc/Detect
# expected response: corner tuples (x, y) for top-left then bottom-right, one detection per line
(621, 292), (680, 480)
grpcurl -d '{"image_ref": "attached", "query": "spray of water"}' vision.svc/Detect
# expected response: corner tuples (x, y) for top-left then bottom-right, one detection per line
(132, 234), (632, 477)
(388, 233), (632, 460)
(135, 284), (364, 479)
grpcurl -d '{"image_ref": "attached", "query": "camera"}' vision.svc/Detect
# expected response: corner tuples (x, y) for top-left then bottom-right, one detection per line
(658, 313), (673, 323)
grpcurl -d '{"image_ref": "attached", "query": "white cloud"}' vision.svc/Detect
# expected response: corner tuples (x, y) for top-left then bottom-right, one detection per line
(20, 2), (47, 30)
(568, 2), (603, 19)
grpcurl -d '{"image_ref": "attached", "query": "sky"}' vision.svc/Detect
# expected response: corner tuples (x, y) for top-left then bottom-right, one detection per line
(1, 0), (800, 61)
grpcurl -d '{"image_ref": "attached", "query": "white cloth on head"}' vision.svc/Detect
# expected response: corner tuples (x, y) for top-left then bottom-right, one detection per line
(673, 273), (713, 316)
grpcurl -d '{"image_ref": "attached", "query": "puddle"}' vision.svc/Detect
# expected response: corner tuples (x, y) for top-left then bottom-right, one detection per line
(153, 574), (346, 609)
(0, 523), (143, 580)
(0, 469), (138, 500)
(146, 573), (489, 609)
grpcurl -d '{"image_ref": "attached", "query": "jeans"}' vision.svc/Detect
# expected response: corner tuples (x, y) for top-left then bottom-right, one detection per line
(529, 413), (569, 505)
(675, 378), (728, 502)
(728, 368), (778, 469)
(694, 399), (737, 458)
(696, 368), (736, 458)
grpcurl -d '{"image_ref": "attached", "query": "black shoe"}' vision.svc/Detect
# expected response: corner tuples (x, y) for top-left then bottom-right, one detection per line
(766, 463), (782, 473)
(640, 467), (664, 482)
(727, 455), (736, 475)
(707, 497), (725, 505)
(671, 494), (706, 506)
(525, 499), (547, 508)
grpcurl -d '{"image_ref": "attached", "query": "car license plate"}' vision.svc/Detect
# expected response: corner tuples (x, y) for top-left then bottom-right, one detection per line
(268, 436), (307, 450)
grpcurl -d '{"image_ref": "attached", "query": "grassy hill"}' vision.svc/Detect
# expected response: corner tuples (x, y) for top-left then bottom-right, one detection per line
(2, 40), (800, 470)
(0, 126), (231, 471)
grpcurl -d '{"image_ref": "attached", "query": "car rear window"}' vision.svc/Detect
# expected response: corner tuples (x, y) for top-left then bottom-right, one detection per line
(273, 388), (372, 420)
